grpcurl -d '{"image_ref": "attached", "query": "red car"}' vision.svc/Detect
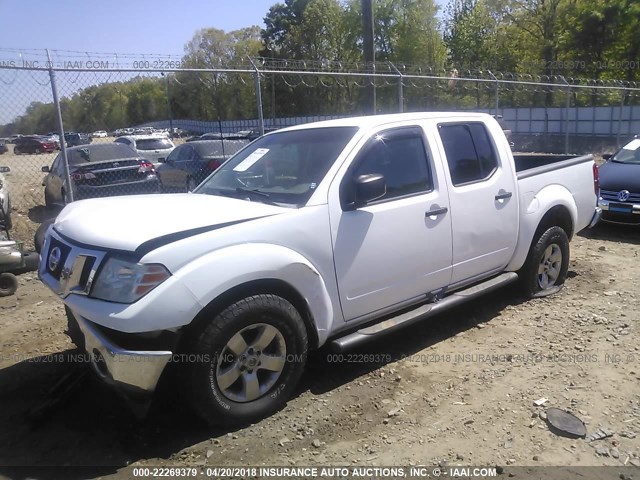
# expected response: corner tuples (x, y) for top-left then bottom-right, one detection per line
(14, 136), (57, 154)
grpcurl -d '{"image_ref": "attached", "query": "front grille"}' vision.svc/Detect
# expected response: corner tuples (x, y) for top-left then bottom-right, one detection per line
(600, 189), (640, 203)
(43, 233), (105, 298)
(602, 211), (640, 224)
(46, 237), (71, 279)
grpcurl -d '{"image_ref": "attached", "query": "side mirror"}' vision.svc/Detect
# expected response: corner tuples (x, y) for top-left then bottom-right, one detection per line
(354, 173), (386, 208)
(602, 153), (612, 161)
(41, 166), (50, 173)
(0, 166), (10, 173)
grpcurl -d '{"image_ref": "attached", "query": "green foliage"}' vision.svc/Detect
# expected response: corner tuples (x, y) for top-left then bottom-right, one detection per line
(2, 0), (639, 136)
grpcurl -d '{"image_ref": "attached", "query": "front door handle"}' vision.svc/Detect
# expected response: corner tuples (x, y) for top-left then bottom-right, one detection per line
(425, 207), (448, 217)
(495, 191), (513, 201)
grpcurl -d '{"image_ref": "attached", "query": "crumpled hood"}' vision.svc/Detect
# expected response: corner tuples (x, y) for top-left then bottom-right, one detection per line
(54, 193), (287, 253)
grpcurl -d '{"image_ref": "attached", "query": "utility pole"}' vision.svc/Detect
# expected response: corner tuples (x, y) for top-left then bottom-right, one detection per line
(362, 0), (376, 114)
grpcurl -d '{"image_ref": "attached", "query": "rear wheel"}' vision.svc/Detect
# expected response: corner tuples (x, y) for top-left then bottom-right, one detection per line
(186, 177), (197, 192)
(519, 226), (569, 298)
(0, 273), (18, 297)
(185, 294), (308, 426)
(35, 147), (42, 154)
(13, 146), (20, 155)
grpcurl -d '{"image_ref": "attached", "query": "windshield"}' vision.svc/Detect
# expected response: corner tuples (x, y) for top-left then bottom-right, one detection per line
(135, 138), (173, 150)
(611, 138), (640, 164)
(196, 127), (358, 207)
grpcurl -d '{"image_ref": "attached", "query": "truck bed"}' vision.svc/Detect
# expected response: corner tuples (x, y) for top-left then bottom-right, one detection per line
(514, 153), (593, 178)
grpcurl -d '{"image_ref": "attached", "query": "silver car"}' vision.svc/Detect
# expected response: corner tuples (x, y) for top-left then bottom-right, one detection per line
(114, 135), (175, 166)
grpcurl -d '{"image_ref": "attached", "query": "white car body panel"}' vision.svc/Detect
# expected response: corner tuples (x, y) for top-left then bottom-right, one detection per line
(40, 112), (598, 356)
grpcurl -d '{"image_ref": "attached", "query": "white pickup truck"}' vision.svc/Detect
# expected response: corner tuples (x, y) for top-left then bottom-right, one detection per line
(39, 112), (601, 425)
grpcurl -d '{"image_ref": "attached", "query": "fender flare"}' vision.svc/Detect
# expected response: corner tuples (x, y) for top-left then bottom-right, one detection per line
(174, 243), (336, 346)
(507, 185), (576, 272)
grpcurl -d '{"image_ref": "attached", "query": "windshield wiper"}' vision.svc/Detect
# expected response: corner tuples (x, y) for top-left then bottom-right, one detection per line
(236, 187), (270, 198)
(235, 187), (279, 206)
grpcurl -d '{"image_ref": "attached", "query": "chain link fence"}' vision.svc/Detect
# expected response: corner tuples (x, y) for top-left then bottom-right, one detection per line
(1, 51), (640, 246)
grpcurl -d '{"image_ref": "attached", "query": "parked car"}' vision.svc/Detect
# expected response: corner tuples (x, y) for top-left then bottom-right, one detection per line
(114, 135), (175, 165)
(14, 136), (57, 154)
(235, 127), (280, 141)
(0, 166), (11, 230)
(598, 136), (640, 224)
(40, 143), (159, 207)
(92, 130), (108, 138)
(64, 132), (92, 147)
(0, 141), (8, 155)
(156, 139), (249, 191)
(39, 112), (600, 426)
(41, 134), (61, 150)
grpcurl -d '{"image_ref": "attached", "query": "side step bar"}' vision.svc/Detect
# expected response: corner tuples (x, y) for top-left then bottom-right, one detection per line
(330, 272), (519, 352)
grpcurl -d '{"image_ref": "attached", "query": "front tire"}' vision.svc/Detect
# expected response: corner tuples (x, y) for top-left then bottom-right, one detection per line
(520, 226), (570, 298)
(185, 294), (308, 426)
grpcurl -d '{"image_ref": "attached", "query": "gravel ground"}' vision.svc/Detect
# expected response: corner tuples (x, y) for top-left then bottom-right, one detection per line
(0, 223), (638, 478)
(0, 145), (638, 478)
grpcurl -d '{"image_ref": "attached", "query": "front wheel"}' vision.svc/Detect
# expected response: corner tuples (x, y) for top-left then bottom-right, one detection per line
(185, 294), (308, 426)
(519, 226), (570, 298)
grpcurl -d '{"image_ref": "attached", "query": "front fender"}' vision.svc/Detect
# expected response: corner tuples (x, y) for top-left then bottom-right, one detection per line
(174, 243), (335, 346)
(507, 185), (577, 272)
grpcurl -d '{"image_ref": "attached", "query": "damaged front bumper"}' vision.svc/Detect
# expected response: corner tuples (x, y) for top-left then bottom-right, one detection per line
(69, 308), (173, 393)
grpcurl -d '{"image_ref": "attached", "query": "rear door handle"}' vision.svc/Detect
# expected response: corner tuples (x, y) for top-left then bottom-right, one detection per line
(425, 207), (448, 217)
(495, 191), (513, 201)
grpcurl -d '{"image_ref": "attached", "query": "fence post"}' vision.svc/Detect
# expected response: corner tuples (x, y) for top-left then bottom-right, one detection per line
(560, 76), (570, 154)
(249, 57), (265, 136)
(162, 73), (175, 138)
(488, 70), (499, 116)
(616, 86), (626, 148)
(389, 62), (404, 113)
(46, 49), (73, 203)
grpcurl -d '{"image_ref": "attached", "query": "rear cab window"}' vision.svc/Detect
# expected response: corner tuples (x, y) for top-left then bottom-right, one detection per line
(438, 122), (499, 186)
(135, 138), (173, 150)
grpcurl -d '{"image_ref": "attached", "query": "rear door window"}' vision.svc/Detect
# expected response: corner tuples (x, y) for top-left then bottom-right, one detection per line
(438, 123), (498, 186)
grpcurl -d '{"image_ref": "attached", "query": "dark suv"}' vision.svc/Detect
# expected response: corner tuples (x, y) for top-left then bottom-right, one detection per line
(64, 132), (92, 147)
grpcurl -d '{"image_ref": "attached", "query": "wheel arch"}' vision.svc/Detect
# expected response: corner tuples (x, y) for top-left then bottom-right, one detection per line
(179, 278), (320, 352)
(507, 186), (577, 272)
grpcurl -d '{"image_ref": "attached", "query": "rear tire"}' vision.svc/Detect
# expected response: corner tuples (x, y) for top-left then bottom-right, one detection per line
(184, 294), (308, 426)
(13, 146), (20, 155)
(186, 177), (197, 192)
(519, 226), (569, 298)
(0, 273), (18, 297)
(35, 148), (42, 154)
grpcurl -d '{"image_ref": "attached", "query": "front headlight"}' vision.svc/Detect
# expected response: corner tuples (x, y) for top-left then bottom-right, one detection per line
(91, 257), (170, 303)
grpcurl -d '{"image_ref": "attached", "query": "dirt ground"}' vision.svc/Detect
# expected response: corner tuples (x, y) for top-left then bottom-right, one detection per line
(0, 146), (639, 479)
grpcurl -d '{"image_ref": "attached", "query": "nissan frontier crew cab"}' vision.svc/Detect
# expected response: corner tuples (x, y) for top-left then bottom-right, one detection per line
(39, 112), (601, 425)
